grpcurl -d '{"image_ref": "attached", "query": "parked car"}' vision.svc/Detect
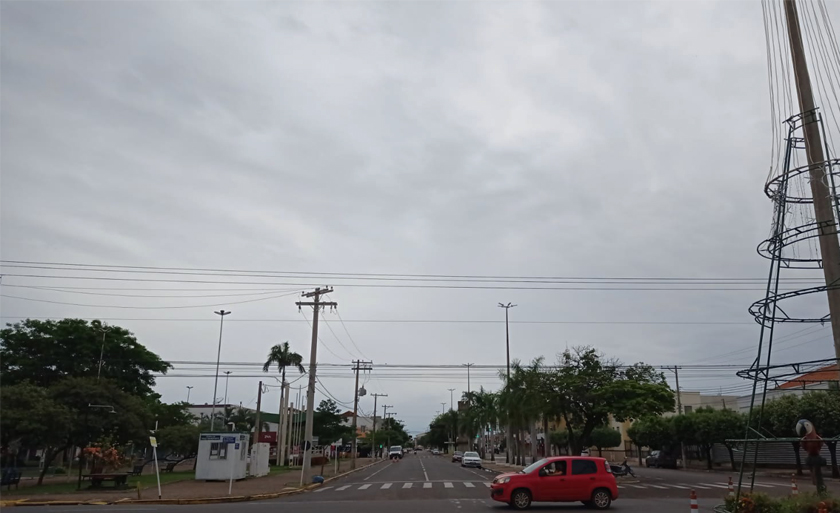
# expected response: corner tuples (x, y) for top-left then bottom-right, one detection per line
(645, 450), (678, 469)
(432, 449), (441, 455)
(490, 456), (618, 510)
(461, 451), (482, 468)
(452, 451), (464, 463)
(388, 446), (403, 459)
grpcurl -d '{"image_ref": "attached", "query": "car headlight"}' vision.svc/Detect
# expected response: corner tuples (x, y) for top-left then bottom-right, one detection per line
(495, 477), (511, 484)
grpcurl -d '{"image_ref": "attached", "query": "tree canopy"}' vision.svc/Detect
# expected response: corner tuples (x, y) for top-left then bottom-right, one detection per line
(313, 399), (353, 445)
(1, 318), (170, 395)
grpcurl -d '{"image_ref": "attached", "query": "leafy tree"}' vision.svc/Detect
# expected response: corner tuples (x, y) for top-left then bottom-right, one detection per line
(762, 394), (805, 476)
(426, 411), (457, 451)
(1, 318), (170, 395)
(590, 426), (622, 457)
(150, 401), (193, 429)
(0, 382), (73, 484)
(627, 416), (675, 465)
(554, 347), (675, 454)
(549, 430), (569, 455)
(313, 399), (353, 445)
(262, 341), (305, 384)
(156, 424), (201, 463)
(377, 418), (410, 448)
(463, 388), (499, 460)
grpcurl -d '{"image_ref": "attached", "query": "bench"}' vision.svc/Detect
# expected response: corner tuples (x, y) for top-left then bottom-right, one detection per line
(160, 461), (177, 473)
(128, 464), (144, 476)
(85, 473), (130, 489)
(1, 469), (21, 490)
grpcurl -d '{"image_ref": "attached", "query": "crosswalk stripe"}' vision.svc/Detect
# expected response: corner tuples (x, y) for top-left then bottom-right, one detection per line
(667, 484), (690, 489)
(650, 485), (669, 489)
(358, 484), (371, 490)
(629, 485), (646, 489)
(402, 483), (413, 489)
(381, 483), (392, 489)
(464, 482), (475, 488)
(424, 482), (432, 489)
(752, 483), (775, 488)
(703, 483), (731, 489)
(617, 485), (625, 489)
(336, 485), (351, 491)
(444, 482), (454, 488)
(314, 486), (333, 493)
(683, 484), (710, 490)
(483, 482), (491, 488)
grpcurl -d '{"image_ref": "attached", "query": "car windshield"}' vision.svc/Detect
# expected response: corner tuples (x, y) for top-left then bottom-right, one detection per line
(521, 458), (549, 474)
(390, 446), (401, 451)
(464, 452), (479, 458)
(454, 451), (463, 455)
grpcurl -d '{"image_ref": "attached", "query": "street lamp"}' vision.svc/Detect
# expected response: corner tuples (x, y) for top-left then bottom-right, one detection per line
(186, 386), (194, 403)
(210, 310), (231, 431)
(223, 371), (232, 406)
(96, 325), (113, 381)
(498, 302), (516, 464)
(448, 388), (455, 411)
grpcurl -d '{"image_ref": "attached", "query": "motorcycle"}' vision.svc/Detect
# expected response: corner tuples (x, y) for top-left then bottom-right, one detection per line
(610, 460), (636, 478)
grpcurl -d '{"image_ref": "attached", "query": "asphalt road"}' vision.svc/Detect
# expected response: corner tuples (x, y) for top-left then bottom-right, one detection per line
(46, 453), (819, 512)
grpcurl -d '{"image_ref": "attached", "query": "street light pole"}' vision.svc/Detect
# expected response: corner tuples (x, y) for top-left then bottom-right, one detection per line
(210, 310), (231, 431)
(498, 302), (517, 463)
(96, 326), (113, 381)
(186, 386), (194, 403)
(448, 388), (455, 411)
(463, 363), (474, 395)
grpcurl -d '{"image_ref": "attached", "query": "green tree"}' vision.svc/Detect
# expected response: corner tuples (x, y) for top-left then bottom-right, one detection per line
(627, 416), (675, 466)
(377, 417), (410, 448)
(1, 318), (170, 395)
(590, 426), (622, 457)
(549, 430), (569, 455)
(313, 399), (353, 445)
(156, 424), (201, 463)
(762, 394), (805, 476)
(554, 347), (675, 454)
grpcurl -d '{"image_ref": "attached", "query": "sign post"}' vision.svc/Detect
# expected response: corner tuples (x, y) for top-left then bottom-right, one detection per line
(223, 436), (237, 495)
(149, 436), (162, 499)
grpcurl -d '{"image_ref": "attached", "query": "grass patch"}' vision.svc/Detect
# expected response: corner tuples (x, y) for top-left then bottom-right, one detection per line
(5, 470), (194, 496)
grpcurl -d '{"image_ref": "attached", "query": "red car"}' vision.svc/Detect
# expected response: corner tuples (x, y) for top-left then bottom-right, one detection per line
(490, 456), (618, 510)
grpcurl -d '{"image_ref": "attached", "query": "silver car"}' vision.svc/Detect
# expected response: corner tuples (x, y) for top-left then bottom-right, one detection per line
(461, 451), (482, 468)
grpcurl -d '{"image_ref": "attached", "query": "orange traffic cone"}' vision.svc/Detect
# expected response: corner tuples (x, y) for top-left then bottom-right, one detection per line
(728, 477), (734, 498)
(690, 490), (698, 512)
(818, 501), (828, 513)
(791, 476), (799, 496)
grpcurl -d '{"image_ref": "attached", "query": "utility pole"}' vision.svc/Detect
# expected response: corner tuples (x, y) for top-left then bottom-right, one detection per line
(255, 381), (264, 441)
(296, 287), (337, 479)
(223, 371), (232, 406)
(463, 363), (474, 395)
(186, 386), (193, 404)
(210, 310), (231, 431)
(96, 325), (112, 381)
(371, 393), (388, 459)
(663, 366), (687, 469)
(498, 303), (516, 463)
(351, 360), (373, 469)
(783, 0), (840, 359)
(448, 388), (456, 411)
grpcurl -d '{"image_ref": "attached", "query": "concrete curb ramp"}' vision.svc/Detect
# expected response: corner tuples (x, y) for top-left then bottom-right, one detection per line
(0, 460), (385, 507)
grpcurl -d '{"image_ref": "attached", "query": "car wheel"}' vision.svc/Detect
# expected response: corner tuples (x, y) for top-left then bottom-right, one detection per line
(510, 489), (531, 510)
(590, 488), (612, 510)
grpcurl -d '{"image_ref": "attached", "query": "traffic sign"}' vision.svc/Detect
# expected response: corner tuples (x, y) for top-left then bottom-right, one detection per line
(223, 436), (237, 444)
(149, 436), (157, 447)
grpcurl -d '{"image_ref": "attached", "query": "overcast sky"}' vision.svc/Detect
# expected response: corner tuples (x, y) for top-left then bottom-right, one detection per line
(3, 0), (840, 434)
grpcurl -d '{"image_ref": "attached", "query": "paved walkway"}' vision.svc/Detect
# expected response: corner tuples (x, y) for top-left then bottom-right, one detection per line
(6, 458), (377, 503)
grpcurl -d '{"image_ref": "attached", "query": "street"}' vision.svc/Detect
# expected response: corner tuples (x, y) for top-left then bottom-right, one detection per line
(36, 453), (821, 512)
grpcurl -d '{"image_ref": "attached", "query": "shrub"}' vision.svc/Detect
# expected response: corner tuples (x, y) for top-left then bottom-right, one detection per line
(723, 493), (840, 513)
(53, 467), (66, 475)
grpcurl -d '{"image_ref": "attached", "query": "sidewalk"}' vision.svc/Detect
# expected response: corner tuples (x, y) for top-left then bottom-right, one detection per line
(1, 458), (378, 505)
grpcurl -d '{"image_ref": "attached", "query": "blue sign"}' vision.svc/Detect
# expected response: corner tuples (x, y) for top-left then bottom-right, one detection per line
(235, 443), (240, 449)
(223, 436), (237, 444)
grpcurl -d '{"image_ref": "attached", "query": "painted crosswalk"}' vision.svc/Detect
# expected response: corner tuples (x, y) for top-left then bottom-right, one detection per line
(314, 480), (791, 493)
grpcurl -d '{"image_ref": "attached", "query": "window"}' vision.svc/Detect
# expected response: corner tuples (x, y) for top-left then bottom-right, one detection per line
(571, 459), (598, 475)
(542, 460), (567, 476)
(360, 426), (367, 433)
(684, 405), (693, 414)
(209, 442), (227, 460)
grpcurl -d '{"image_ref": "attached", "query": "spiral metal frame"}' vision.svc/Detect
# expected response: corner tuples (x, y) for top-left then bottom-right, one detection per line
(734, 110), (840, 500)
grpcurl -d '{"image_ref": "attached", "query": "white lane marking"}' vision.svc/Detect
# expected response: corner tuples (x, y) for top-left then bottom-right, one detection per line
(629, 485), (646, 489)
(617, 485), (625, 489)
(358, 484), (371, 490)
(424, 482), (433, 489)
(464, 482), (475, 488)
(403, 482), (413, 489)
(483, 482), (491, 488)
(314, 486), (333, 493)
(364, 462), (393, 481)
(752, 483), (776, 488)
(650, 485), (669, 489)
(704, 483), (731, 489)
(683, 484), (710, 490)
(444, 482), (454, 488)
(666, 484), (690, 489)
(381, 483), (392, 489)
(336, 485), (351, 491)
(420, 459), (430, 481)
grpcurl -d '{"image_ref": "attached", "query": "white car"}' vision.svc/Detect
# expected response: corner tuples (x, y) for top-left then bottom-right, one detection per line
(432, 449), (441, 455)
(388, 445), (403, 459)
(461, 451), (482, 468)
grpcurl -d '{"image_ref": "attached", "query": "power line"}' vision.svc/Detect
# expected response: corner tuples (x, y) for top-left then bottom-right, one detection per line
(0, 291), (301, 309)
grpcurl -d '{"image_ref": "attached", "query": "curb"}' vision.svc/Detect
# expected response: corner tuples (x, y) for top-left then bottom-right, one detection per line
(323, 459), (385, 484)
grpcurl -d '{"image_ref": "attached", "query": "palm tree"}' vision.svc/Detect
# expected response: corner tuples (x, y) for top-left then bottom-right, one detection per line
(263, 341), (306, 384)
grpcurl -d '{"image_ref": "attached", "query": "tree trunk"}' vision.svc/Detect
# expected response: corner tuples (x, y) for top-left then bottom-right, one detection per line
(637, 444), (643, 467)
(542, 418), (550, 457)
(529, 420), (538, 463)
(792, 441), (804, 476)
(705, 445), (713, 470)
(37, 446), (64, 486)
(598, 447), (603, 457)
(725, 444), (736, 471)
(828, 441), (840, 478)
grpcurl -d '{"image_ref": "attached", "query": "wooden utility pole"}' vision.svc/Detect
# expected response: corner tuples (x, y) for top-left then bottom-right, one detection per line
(255, 381), (263, 441)
(371, 393), (388, 459)
(296, 287), (337, 481)
(662, 366), (687, 469)
(351, 360), (373, 469)
(783, 0), (840, 360)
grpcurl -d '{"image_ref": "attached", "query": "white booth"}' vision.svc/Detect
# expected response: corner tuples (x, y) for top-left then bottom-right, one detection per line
(249, 442), (270, 477)
(195, 432), (249, 481)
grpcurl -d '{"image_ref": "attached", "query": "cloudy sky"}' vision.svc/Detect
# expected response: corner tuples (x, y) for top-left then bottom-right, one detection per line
(3, 0), (840, 433)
